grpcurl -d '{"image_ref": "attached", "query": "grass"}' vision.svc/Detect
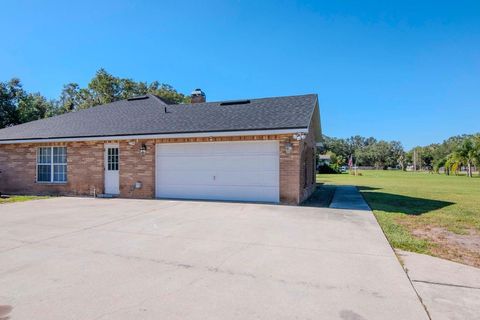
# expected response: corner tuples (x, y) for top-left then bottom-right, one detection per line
(0, 195), (49, 204)
(317, 171), (480, 266)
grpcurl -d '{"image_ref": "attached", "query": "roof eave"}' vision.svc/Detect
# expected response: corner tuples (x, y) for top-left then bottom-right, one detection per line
(0, 127), (309, 145)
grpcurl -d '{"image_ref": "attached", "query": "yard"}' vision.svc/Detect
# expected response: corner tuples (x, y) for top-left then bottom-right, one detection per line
(0, 195), (48, 204)
(318, 171), (480, 267)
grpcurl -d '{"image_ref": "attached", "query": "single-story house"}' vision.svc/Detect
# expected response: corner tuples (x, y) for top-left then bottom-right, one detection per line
(0, 90), (321, 205)
(318, 154), (331, 166)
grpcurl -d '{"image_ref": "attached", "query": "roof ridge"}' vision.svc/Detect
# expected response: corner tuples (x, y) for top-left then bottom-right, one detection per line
(147, 94), (168, 105)
(218, 93), (315, 104)
(175, 93), (317, 107)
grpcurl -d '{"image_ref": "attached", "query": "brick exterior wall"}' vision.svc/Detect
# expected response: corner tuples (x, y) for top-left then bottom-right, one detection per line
(0, 141), (103, 196)
(0, 131), (316, 205)
(119, 139), (156, 199)
(299, 115), (318, 203)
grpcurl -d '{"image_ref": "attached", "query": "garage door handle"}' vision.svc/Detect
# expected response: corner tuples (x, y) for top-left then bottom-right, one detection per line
(213, 175), (216, 180)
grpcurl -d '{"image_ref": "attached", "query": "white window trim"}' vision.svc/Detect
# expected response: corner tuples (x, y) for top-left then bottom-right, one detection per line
(36, 146), (68, 184)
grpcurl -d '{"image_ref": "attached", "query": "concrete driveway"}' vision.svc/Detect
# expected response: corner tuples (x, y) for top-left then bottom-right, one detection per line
(0, 197), (428, 319)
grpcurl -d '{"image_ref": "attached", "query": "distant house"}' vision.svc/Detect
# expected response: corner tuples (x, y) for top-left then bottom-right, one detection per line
(318, 154), (331, 166)
(0, 90), (321, 205)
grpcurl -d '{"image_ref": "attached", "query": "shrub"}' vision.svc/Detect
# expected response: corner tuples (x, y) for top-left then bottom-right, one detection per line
(317, 164), (340, 174)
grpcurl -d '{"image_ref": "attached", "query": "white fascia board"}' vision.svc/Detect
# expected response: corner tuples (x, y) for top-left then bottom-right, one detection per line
(0, 128), (308, 145)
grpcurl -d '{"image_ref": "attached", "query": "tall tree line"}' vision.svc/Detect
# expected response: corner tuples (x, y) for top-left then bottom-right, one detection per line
(322, 134), (480, 176)
(322, 135), (405, 169)
(407, 134), (480, 177)
(0, 68), (189, 129)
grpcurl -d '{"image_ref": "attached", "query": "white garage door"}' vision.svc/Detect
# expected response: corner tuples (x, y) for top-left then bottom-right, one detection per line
(155, 141), (279, 202)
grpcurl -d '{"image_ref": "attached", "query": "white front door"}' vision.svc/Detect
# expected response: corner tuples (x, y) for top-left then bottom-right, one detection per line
(155, 141), (279, 202)
(104, 144), (120, 195)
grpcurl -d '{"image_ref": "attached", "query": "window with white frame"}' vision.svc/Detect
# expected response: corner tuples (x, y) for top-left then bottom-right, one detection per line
(37, 147), (67, 183)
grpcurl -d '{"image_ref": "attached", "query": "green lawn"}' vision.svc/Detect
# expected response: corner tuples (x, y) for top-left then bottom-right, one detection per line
(317, 171), (480, 266)
(0, 195), (49, 204)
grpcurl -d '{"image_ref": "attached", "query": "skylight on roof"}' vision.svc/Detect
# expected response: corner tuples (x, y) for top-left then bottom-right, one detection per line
(127, 95), (149, 101)
(219, 100), (251, 106)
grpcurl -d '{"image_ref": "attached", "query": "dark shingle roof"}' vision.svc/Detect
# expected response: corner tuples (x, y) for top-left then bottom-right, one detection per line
(0, 94), (318, 141)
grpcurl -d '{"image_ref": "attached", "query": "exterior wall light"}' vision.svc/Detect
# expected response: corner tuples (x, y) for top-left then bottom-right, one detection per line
(285, 142), (293, 154)
(293, 133), (306, 141)
(140, 144), (147, 156)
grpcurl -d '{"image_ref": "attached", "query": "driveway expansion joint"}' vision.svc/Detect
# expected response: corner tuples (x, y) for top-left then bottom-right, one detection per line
(411, 279), (480, 290)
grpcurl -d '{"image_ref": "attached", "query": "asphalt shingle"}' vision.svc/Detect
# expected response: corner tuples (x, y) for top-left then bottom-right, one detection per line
(0, 94), (318, 141)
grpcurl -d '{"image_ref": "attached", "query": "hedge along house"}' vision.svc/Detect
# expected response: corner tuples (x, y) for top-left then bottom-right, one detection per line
(0, 91), (321, 205)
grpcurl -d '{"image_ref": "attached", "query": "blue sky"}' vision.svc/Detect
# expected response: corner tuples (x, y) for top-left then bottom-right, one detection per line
(1, 0), (479, 149)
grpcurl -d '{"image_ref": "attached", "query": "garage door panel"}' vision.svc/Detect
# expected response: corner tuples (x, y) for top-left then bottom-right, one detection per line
(157, 155), (278, 171)
(156, 185), (278, 202)
(158, 141), (278, 155)
(157, 170), (279, 187)
(157, 170), (216, 186)
(211, 156), (279, 171)
(156, 141), (279, 202)
(216, 171), (278, 185)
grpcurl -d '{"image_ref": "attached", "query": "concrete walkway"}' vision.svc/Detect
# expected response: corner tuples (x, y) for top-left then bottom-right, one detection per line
(329, 185), (371, 211)
(397, 250), (480, 320)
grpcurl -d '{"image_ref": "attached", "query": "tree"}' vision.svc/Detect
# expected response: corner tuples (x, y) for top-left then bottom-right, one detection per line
(353, 140), (403, 169)
(1, 71), (191, 128)
(0, 78), (23, 128)
(58, 83), (82, 113)
(448, 139), (477, 177)
(117, 79), (147, 100)
(147, 82), (189, 104)
(433, 157), (447, 174)
(398, 153), (407, 171)
(322, 136), (350, 164)
(17, 93), (55, 123)
(88, 68), (121, 106)
(474, 135), (480, 174)
(0, 79), (55, 128)
(56, 69), (190, 111)
(328, 151), (345, 168)
(371, 141), (393, 169)
(323, 135), (405, 169)
(445, 153), (458, 175)
(390, 141), (406, 169)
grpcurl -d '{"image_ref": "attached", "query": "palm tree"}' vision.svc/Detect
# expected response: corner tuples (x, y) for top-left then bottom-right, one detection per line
(445, 154), (456, 175)
(434, 157), (447, 174)
(474, 135), (480, 175)
(448, 139), (477, 177)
